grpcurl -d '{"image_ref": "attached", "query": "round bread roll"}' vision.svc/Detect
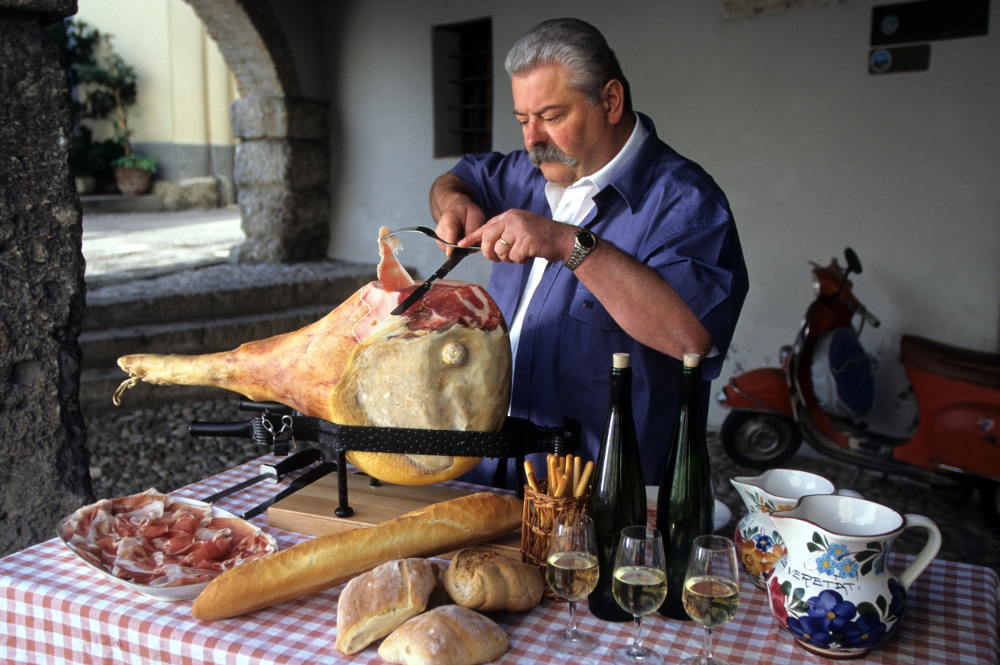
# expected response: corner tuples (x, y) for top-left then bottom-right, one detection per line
(335, 558), (438, 655)
(378, 605), (508, 665)
(444, 548), (543, 612)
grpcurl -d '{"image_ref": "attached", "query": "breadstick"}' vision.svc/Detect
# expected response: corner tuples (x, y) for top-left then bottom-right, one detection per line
(574, 461), (595, 497)
(573, 457), (581, 490)
(555, 474), (571, 499)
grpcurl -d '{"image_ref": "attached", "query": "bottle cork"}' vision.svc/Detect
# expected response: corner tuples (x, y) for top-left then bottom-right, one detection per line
(683, 353), (701, 368)
(613, 353), (630, 368)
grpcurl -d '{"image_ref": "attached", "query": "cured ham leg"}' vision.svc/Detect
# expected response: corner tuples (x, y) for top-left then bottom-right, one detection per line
(115, 228), (511, 485)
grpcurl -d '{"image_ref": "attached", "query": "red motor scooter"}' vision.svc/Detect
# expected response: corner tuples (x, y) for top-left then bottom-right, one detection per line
(716, 248), (1000, 525)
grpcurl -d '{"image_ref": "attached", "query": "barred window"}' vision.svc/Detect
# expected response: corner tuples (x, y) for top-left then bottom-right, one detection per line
(433, 18), (492, 157)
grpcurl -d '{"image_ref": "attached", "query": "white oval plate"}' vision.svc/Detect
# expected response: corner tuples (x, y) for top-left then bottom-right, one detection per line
(645, 487), (732, 533)
(57, 495), (278, 602)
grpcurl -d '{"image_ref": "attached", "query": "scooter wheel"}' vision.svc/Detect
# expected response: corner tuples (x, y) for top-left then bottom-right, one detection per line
(720, 411), (802, 469)
(980, 481), (1000, 528)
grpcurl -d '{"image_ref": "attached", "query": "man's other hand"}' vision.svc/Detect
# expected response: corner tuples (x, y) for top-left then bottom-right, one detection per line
(461, 210), (576, 265)
(430, 174), (486, 252)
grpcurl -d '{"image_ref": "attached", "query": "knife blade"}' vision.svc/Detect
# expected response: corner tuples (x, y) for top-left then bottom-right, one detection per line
(391, 248), (472, 316)
(241, 461), (338, 520)
(201, 448), (322, 504)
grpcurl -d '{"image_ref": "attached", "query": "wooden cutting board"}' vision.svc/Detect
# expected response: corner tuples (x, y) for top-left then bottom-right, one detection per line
(266, 471), (522, 557)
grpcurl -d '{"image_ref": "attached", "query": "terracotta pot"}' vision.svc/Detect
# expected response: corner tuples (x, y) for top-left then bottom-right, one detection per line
(114, 166), (153, 196)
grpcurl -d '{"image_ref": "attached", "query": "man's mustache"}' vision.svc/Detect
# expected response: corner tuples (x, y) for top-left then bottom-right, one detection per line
(529, 143), (578, 168)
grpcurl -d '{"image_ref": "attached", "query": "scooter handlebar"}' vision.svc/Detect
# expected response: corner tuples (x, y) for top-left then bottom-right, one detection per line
(854, 301), (881, 328)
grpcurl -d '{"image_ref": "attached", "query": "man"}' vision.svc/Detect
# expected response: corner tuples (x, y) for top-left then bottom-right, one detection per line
(432, 18), (748, 488)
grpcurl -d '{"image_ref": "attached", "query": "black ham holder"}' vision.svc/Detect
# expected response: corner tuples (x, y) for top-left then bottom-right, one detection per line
(189, 399), (580, 517)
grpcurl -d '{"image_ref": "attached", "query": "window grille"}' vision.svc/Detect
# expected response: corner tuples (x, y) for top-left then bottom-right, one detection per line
(433, 18), (492, 157)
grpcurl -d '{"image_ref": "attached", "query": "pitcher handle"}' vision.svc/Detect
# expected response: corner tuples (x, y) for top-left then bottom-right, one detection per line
(898, 514), (942, 591)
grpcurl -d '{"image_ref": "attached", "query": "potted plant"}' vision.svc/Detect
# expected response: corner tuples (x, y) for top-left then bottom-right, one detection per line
(49, 19), (125, 194)
(72, 32), (156, 195)
(111, 153), (157, 196)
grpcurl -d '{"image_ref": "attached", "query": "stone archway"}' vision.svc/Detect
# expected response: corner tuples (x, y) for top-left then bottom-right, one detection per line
(184, 0), (330, 263)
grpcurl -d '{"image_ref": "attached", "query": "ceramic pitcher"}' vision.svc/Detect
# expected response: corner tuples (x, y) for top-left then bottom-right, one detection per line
(765, 494), (941, 659)
(731, 469), (837, 589)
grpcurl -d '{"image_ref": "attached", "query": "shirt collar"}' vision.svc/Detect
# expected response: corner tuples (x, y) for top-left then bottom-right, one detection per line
(608, 112), (660, 214)
(545, 112), (649, 209)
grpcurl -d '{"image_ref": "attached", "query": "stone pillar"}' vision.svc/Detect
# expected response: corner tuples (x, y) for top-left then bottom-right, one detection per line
(0, 0), (95, 557)
(229, 96), (331, 263)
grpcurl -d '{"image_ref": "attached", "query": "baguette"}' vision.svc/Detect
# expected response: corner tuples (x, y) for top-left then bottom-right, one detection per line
(191, 492), (522, 620)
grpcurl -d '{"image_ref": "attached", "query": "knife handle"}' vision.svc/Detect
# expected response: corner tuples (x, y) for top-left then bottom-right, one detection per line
(189, 420), (255, 438)
(260, 449), (323, 483)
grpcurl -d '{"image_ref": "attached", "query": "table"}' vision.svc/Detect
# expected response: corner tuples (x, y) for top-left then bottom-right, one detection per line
(2, 456), (998, 664)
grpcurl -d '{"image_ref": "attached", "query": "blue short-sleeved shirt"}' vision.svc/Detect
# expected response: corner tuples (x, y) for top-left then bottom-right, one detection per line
(450, 114), (749, 488)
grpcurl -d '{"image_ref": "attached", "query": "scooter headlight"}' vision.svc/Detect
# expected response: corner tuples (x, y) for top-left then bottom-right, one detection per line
(811, 274), (821, 295)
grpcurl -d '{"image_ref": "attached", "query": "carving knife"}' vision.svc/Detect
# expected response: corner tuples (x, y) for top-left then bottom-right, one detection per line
(201, 448), (322, 504)
(241, 461), (338, 520)
(391, 248), (473, 316)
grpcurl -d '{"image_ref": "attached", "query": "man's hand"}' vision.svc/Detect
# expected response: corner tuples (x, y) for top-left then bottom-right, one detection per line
(460, 210), (577, 265)
(430, 174), (486, 249)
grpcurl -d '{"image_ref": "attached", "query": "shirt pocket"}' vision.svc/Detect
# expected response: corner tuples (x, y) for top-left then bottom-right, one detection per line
(567, 284), (619, 331)
(558, 285), (623, 395)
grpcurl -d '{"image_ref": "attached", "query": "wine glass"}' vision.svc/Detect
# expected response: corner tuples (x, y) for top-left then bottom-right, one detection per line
(612, 526), (667, 664)
(545, 513), (600, 654)
(681, 535), (741, 665)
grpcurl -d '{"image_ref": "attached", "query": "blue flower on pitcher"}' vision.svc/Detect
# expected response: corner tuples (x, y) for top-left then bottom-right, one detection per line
(872, 548), (889, 575)
(786, 615), (835, 649)
(835, 557), (859, 579)
(840, 613), (889, 649)
(808, 589), (856, 632)
(815, 551), (840, 575)
(754, 534), (774, 552)
(827, 542), (850, 558)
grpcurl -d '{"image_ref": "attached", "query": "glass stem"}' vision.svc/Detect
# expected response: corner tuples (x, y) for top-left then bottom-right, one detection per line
(633, 615), (645, 650)
(567, 600), (579, 635)
(704, 627), (714, 662)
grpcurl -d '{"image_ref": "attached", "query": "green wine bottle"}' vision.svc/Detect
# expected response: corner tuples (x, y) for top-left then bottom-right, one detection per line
(587, 353), (647, 622)
(656, 353), (715, 620)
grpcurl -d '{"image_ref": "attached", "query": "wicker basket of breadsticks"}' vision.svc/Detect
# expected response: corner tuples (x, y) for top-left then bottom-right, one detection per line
(520, 453), (593, 601)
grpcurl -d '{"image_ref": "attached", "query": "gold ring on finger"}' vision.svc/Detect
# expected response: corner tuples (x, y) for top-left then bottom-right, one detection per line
(499, 238), (512, 247)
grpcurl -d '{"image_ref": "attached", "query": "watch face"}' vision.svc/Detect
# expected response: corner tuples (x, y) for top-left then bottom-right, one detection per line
(577, 230), (597, 250)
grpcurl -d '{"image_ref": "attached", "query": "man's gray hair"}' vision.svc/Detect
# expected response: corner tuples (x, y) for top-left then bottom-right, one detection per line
(504, 18), (632, 112)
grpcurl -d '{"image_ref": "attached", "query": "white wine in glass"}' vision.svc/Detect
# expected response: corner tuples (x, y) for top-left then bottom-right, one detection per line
(681, 535), (740, 665)
(546, 513), (600, 655)
(612, 526), (667, 664)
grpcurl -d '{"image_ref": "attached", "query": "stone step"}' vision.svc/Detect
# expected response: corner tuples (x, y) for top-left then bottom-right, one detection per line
(84, 260), (375, 331)
(79, 304), (335, 370)
(81, 194), (165, 214)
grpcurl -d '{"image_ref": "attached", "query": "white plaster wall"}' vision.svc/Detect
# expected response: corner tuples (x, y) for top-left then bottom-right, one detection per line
(318, 0), (1000, 431)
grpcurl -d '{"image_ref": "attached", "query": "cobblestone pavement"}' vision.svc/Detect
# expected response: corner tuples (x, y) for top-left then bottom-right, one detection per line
(85, 397), (1000, 576)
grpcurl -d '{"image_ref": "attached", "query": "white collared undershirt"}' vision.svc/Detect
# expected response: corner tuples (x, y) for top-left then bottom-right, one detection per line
(507, 114), (648, 376)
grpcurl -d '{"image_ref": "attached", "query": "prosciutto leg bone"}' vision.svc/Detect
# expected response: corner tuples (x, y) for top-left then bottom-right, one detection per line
(115, 228), (512, 486)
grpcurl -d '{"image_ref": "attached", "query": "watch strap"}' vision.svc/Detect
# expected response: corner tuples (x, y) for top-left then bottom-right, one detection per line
(565, 229), (597, 271)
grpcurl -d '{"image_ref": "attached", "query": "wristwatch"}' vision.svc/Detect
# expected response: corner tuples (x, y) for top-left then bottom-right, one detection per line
(565, 228), (598, 271)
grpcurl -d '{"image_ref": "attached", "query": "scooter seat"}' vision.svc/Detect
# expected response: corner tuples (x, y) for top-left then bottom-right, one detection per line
(900, 334), (1000, 390)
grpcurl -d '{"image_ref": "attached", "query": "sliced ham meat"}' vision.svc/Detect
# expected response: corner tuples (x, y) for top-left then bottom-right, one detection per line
(59, 489), (277, 588)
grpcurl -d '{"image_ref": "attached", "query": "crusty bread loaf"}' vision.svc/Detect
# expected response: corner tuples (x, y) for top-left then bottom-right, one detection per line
(378, 605), (509, 665)
(444, 548), (543, 612)
(335, 558), (438, 655)
(191, 492), (521, 620)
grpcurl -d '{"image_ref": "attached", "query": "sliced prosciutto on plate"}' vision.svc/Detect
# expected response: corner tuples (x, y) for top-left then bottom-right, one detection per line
(58, 489), (277, 590)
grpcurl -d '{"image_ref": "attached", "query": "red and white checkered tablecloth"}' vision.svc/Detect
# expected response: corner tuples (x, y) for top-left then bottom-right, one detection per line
(2, 455), (998, 664)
